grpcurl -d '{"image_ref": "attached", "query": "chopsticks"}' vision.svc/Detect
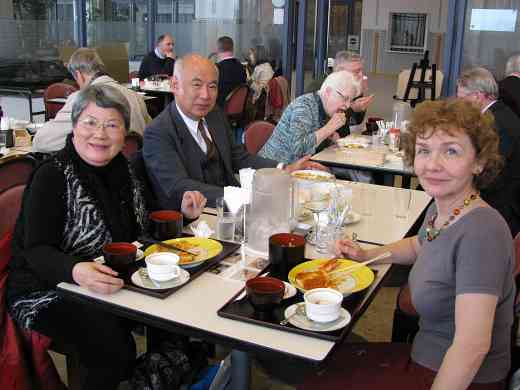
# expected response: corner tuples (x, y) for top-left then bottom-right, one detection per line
(328, 251), (391, 278)
(140, 237), (199, 256)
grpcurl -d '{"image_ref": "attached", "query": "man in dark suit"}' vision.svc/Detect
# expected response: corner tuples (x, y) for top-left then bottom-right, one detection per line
(457, 67), (520, 236)
(143, 54), (324, 209)
(215, 36), (247, 107)
(138, 34), (176, 79)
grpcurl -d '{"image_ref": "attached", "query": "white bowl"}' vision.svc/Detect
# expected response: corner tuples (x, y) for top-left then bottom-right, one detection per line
(145, 252), (180, 281)
(304, 288), (343, 323)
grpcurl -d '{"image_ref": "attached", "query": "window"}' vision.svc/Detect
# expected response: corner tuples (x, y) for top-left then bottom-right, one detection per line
(388, 13), (428, 54)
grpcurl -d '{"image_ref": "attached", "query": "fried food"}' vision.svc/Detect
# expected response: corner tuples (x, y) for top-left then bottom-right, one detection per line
(295, 260), (342, 290)
(292, 171), (332, 181)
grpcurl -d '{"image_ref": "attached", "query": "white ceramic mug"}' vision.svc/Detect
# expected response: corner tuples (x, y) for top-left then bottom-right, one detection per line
(145, 252), (180, 281)
(304, 288), (343, 323)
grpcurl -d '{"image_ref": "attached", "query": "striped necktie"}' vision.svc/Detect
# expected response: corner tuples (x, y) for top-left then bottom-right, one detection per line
(198, 119), (216, 159)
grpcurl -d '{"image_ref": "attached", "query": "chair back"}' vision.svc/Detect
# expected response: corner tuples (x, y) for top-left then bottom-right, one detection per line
(122, 131), (143, 159)
(0, 186), (25, 238)
(43, 82), (78, 120)
(130, 150), (159, 212)
(0, 155), (36, 237)
(128, 70), (139, 82)
(0, 155), (36, 193)
(265, 76), (290, 123)
(244, 120), (275, 155)
(224, 84), (249, 127)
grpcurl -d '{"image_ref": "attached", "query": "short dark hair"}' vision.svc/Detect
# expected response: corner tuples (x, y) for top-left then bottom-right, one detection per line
(72, 84), (130, 132)
(217, 36), (234, 52)
(156, 33), (173, 45)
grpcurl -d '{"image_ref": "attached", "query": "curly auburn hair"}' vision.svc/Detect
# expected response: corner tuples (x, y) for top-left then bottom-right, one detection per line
(401, 99), (502, 190)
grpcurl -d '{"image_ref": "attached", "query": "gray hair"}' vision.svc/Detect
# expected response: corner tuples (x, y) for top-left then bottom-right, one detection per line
(319, 70), (361, 99)
(71, 84), (130, 132)
(505, 53), (520, 76)
(457, 67), (498, 99)
(334, 51), (362, 71)
(67, 48), (106, 77)
(173, 53), (219, 81)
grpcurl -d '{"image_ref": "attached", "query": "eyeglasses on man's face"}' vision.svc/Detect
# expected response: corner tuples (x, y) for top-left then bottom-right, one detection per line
(335, 89), (352, 104)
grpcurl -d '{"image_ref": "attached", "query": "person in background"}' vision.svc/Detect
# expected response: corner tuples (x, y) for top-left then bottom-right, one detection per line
(302, 99), (513, 390)
(143, 54), (326, 209)
(138, 33), (176, 80)
(33, 48), (151, 153)
(7, 84), (205, 390)
(306, 50), (374, 132)
(499, 53), (520, 118)
(215, 36), (247, 108)
(248, 46), (274, 104)
(258, 71), (360, 165)
(456, 66), (520, 236)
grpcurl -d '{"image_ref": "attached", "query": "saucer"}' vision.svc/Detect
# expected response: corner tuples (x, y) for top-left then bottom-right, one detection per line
(131, 267), (190, 290)
(283, 303), (351, 332)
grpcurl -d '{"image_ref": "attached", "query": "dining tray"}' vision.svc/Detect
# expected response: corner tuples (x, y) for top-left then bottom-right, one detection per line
(217, 269), (378, 342)
(122, 238), (240, 299)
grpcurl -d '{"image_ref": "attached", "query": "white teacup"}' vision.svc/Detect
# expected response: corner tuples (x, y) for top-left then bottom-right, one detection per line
(131, 78), (140, 88)
(304, 288), (343, 323)
(145, 252), (180, 282)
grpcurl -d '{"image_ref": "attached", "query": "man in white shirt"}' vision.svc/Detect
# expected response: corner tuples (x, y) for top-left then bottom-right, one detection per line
(33, 48), (151, 153)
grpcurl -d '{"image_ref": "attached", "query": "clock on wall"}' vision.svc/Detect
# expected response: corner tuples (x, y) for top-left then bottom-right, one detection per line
(272, 0), (285, 8)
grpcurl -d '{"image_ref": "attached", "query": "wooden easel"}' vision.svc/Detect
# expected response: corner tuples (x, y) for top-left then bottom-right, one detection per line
(397, 51), (437, 108)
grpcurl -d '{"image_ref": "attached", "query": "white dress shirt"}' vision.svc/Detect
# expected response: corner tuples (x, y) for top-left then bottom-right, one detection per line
(175, 103), (213, 153)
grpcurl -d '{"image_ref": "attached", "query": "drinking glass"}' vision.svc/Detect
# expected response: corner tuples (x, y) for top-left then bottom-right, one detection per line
(394, 188), (412, 218)
(0, 132), (6, 151)
(328, 185), (353, 226)
(304, 196), (330, 245)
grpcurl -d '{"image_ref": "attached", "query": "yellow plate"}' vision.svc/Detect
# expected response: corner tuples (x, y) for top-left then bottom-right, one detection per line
(288, 259), (375, 295)
(143, 237), (223, 268)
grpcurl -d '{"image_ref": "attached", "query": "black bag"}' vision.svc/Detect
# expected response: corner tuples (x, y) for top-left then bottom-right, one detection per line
(131, 339), (210, 390)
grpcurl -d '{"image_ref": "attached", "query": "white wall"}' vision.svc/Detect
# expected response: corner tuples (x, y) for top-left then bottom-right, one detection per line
(0, 0), (13, 18)
(362, 0), (448, 33)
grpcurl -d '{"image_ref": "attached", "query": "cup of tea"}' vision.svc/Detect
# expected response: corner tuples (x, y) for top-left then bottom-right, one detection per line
(149, 210), (183, 241)
(145, 252), (180, 281)
(268, 233), (305, 281)
(102, 242), (137, 273)
(246, 276), (285, 312)
(304, 288), (343, 322)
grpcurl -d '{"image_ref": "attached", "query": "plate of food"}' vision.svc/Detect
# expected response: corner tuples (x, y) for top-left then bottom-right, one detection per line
(291, 170), (334, 182)
(288, 259), (374, 296)
(143, 237), (223, 268)
(337, 136), (369, 149)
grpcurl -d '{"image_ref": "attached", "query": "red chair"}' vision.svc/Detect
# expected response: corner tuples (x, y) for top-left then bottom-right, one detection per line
(224, 84), (249, 128)
(244, 120), (275, 155)
(128, 71), (139, 82)
(0, 155), (36, 237)
(122, 131), (143, 159)
(265, 76), (289, 123)
(44, 83), (78, 120)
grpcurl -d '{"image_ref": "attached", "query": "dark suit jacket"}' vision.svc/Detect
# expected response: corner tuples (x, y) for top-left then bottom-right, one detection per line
(143, 103), (277, 210)
(499, 76), (520, 119)
(481, 101), (520, 236)
(216, 58), (247, 107)
(138, 50), (175, 79)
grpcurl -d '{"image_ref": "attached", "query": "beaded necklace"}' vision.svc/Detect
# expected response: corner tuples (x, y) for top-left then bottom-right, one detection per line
(425, 193), (479, 241)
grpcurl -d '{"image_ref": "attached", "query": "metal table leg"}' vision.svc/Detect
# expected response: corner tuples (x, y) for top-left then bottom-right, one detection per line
(230, 349), (251, 390)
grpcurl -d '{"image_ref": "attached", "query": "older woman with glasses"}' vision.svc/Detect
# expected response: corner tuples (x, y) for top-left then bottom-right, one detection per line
(7, 84), (206, 390)
(258, 70), (360, 165)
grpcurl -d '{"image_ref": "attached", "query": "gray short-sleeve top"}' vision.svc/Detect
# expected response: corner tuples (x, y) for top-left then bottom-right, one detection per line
(410, 205), (515, 383)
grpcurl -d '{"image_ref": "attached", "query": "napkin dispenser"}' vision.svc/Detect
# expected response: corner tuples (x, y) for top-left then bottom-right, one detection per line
(247, 168), (291, 254)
